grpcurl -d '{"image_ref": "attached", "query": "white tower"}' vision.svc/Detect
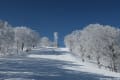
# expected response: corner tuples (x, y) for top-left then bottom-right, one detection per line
(54, 32), (58, 47)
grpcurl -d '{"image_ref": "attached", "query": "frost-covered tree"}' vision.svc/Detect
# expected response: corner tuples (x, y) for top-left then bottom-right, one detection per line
(14, 27), (40, 51)
(64, 24), (120, 72)
(0, 20), (14, 56)
(0, 20), (41, 56)
(40, 37), (51, 47)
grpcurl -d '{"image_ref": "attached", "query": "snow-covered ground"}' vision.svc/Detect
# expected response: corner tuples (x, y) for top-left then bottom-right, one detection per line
(0, 47), (120, 80)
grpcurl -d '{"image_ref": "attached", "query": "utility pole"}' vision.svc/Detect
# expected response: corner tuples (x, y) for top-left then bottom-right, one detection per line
(54, 32), (58, 48)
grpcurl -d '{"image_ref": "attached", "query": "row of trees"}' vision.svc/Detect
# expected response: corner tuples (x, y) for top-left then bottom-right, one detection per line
(0, 20), (52, 56)
(64, 24), (120, 72)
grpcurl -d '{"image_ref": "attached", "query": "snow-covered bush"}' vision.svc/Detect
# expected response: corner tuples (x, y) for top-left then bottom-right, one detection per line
(64, 24), (120, 72)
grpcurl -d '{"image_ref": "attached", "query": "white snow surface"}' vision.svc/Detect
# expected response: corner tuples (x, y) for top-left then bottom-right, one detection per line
(0, 47), (120, 80)
(28, 47), (120, 78)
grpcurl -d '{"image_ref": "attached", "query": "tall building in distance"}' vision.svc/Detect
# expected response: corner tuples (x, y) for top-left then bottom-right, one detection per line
(54, 32), (58, 48)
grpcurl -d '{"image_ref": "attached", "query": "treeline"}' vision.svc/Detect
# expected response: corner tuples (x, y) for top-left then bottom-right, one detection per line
(64, 24), (120, 72)
(0, 20), (52, 56)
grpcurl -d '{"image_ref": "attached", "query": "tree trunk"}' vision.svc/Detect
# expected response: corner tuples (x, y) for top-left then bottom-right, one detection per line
(112, 56), (117, 72)
(21, 42), (24, 51)
(109, 43), (117, 72)
(97, 56), (101, 68)
(16, 41), (19, 54)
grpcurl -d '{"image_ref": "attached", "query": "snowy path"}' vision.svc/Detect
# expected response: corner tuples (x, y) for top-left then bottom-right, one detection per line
(0, 48), (119, 80)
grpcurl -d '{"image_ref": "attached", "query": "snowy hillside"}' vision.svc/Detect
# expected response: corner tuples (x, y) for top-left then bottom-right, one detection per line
(0, 47), (120, 80)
